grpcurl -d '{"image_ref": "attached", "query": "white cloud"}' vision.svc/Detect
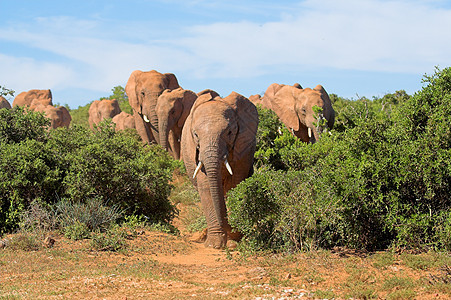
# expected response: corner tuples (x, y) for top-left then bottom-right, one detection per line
(1, 0), (450, 106)
(177, 0), (451, 76)
(0, 53), (74, 92)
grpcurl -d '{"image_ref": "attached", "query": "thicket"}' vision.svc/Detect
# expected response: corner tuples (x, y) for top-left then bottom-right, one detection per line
(228, 67), (451, 252)
(0, 107), (177, 234)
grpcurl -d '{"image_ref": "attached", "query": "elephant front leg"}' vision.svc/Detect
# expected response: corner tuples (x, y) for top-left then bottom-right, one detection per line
(197, 185), (227, 249)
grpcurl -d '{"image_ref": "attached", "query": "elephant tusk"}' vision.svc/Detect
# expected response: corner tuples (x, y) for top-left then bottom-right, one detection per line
(308, 127), (312, 138)
(291, 128), (295, 136)
(143, 114), (150, 123)
(193, 161), (203, 179)
(224, 158), (233, 175)
(278, 127), (282, 135)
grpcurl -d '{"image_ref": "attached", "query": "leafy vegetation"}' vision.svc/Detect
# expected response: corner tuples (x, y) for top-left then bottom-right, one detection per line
(0, 107), (177, 234)
(228, 67), (451, 252)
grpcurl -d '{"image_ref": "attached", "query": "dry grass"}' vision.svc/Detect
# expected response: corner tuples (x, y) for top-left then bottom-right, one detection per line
(0, 230), (450, 299)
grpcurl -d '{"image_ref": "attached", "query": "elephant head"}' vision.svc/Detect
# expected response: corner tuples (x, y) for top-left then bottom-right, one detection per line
(13, 89), (53, 108)
(125, 70), (180, 144)
(88, 99), (121, 130)
(271, 84), (335, 143)
(181, 92), (259, 249)
(156, 88), (197, 160)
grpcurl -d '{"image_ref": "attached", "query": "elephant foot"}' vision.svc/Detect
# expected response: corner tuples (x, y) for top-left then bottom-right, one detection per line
(204, 232), (227, 249)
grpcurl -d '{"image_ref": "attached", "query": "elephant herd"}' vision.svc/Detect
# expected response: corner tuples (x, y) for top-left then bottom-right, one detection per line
(1, 69), (335, 249)
(2, 89), (72, 129)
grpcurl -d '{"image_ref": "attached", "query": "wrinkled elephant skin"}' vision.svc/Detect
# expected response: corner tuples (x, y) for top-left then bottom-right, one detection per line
(181, 92), (259, 249)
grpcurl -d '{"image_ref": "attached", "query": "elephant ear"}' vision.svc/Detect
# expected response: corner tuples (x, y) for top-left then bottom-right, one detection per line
(125, 70), (142, 113)
(164, 73), (180, 90)
(314, 85), (335, 129)
(261, 83), (284, 110)
(222, 92), (259, 161)
(271, 85), (300, 131)
(178, 89), (198, 128)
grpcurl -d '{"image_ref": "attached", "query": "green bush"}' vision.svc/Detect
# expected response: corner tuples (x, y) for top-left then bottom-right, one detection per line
(0, 109), (177, 233)
(229, 67), (451, 252)
(90, 225), (129, 251)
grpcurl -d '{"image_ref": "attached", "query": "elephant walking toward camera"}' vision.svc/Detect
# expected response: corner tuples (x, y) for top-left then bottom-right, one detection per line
(266, 84), (335, 143)
(156, 88), (206, 159)
(88, 99), (121, 130)
(125, 70), (180, 145)
(181, 91), (259, 249)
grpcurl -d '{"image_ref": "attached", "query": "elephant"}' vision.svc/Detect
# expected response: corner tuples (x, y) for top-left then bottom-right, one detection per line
(0, 96), (11, 109)
(13, 89), (53, 108)
(33, 104), (72, 129)
(125, 70), (180, 145)
(261, 83), (302, 110)
(156, 88), (198, 160)
(88, 99), (121, 130)
(112, 111), (135, 131)
(269, 84), (335, 143)
(181, 91), (259, 249)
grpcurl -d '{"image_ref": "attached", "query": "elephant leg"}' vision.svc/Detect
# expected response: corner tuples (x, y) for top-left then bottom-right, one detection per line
(197, 182), (227, 249)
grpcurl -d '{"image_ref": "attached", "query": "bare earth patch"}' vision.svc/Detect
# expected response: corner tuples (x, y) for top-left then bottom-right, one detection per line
(1, 229), (450, 299)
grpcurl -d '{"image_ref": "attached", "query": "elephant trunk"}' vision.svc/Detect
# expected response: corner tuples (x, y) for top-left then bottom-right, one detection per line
(158, 119), (169, 151)
(150, 104), (160, 145)
(202, 147), (226, 232)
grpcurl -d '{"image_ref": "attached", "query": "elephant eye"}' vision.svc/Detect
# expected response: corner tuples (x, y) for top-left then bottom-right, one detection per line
(141, 91), (145, 97)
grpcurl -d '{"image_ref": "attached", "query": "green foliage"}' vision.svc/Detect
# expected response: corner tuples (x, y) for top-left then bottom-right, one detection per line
(64, 220), (91, 240)
(0, 108), (177, 233)
(254, 105), (301, 170)
(55, 197), (123, 234)
(69, 102), (90, 127)
(90, 225), (129, 251)
(0, 106), (49, 143)
(0, 86), (15, 98)
(230, 67), (451, 252)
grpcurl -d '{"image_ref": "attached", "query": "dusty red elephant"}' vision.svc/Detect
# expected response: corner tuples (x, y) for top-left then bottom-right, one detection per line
(33, 103), (72, 129)
(181, 91), (259, 249)
(13, 89), (53, 108)
(261, 83), (335, 143)
(88, 99), (121, 130)
(112, 111), (135, 131)
(125, 70), (180, 145)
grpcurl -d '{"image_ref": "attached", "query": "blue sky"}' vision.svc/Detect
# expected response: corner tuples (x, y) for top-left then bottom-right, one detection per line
(1, 0), (451, 108)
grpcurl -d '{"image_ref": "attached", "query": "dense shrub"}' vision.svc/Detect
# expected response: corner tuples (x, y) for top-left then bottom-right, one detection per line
(0, 110), (177, 233)
(230, 68), (451, 251)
